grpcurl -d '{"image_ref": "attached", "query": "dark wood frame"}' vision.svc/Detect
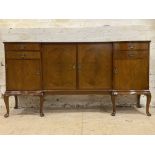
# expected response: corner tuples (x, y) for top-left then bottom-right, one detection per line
(3, 41), (151, 117)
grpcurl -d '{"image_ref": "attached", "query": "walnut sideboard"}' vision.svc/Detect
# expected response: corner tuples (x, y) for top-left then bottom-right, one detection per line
(3, 41), (151, 117)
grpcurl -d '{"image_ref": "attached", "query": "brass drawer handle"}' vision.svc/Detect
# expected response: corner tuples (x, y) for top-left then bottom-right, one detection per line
(128, 52), (136, 57)
(129, 46), (134, 49)
(128, 53), (135, 57)
(128, 43), (135, 49)
(21, 53), (26, 58)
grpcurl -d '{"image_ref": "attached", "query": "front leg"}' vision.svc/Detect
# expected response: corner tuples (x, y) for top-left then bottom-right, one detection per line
(4, 94), (9, 118)
(111, 94), (116, 116)
(146, 93), (151, 116)
(14, 95), (18, 109)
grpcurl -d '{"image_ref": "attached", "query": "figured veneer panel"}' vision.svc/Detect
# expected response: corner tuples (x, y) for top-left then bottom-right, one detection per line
(42, 44), (77, 90)
(78, 43), (112, 89)
(6, 59), (41, 90)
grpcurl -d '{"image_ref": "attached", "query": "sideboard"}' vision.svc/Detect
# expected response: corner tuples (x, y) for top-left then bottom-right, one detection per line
(3, 41), (151, 117)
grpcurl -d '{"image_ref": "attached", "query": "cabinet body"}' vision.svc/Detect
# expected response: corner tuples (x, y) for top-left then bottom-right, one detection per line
(3, 41), (151, 117)
(5, 43), (42, 91)
(113, 42), (149, 90)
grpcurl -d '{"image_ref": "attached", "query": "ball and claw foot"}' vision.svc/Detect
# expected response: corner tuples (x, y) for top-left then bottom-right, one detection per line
(40, 113), (44, 117)
(111, 112), (116, 116)
(4, 113), (9, 118)
(147, 112), (151, 116)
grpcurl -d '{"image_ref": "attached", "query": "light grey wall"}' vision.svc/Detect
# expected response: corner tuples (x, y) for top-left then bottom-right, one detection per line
(0, 19), (154, 108)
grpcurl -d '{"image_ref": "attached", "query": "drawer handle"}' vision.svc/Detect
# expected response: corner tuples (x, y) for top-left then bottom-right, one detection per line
(21, 53), (26, 58)
(129, 46), (134, 49)
(128, 52), (135, 57)
(128, 44), (135, 49)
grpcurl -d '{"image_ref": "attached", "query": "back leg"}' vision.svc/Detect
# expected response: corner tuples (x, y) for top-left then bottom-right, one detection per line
(136, 95), (141, 108)
(14, 95), (18, 109)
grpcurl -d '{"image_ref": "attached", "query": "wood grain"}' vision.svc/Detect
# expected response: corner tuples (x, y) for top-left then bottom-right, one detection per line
(3, 41), (151, 117)
(5, 43), (41, 51)
(78, 43), (112, 89)
(42, 43), (77, 90)
(6, 59), (41, 90)
(113, 42), (149, 51)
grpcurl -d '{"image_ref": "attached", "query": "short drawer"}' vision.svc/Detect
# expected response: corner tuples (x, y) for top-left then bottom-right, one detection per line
(114, 50), (148, 59)
(5, 43), (41, 51)
(113, 42), (149, 51)
(6, 51), (41, 59)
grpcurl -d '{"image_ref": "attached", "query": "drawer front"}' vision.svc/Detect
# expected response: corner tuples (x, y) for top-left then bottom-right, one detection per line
(114, 42), (149, 51)
(114, 50), (148, 59)
(5, 43), (41, 51)
(6, 51), (41, 59)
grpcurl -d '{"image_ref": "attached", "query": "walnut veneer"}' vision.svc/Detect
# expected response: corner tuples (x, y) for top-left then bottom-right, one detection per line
(3, 41), (151, 117)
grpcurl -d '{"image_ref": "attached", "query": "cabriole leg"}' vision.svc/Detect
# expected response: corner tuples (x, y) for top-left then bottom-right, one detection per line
(136, 94), (141, 108)
(146, 93), (151, 116)
(14, 95), (18, 109)
(111, 94), (116, 116)
(40, 95), (44, 117)
(4, 94), (9, 118)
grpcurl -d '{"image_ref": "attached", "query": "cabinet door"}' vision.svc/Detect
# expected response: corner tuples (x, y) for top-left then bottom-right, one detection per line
(6, 60), (41, 91)
(42, 44), (76, 89)
(113, 50), (149, 90)
(78, 43), (112, 89)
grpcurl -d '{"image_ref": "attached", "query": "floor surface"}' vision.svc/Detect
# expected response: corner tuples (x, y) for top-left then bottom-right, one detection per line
(0, 98), (155, 135)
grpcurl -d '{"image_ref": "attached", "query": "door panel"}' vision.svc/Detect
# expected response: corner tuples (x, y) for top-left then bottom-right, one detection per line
(113, 59), (149, 90)
(78, 43), (112, 89)
(6, 60), (41, 90)
(42, 44), (76, 89)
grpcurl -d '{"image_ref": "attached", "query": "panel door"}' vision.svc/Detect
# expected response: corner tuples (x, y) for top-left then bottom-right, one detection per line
(6, 60), (41, 91)
(42, 44), (76, 89)
(113, 50), (149, 90)
(78, 43), (112, 89)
